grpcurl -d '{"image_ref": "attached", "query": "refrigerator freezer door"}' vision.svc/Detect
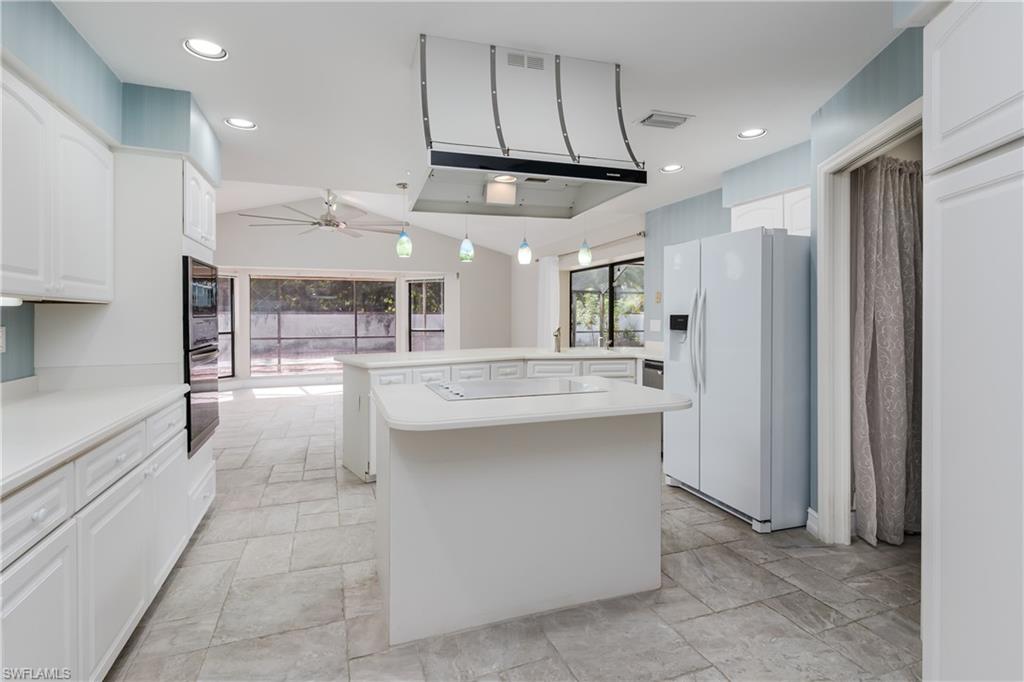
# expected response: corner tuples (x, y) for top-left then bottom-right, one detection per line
(697, 228), (771, 521)
(662, 241), (701, 488)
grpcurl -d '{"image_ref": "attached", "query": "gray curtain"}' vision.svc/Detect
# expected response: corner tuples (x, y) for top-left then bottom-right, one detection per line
(851, 156), (923, 546)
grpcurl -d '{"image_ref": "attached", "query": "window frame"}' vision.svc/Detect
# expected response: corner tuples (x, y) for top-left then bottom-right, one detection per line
(408, 278), (445, 352)
(217, 276), (235, 379)
(569, 257), (645, 349)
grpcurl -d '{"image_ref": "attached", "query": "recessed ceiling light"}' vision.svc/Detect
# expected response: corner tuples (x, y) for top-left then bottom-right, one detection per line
(224, 117), (258, 131)
(659, 163), (684, 174)
(183, 38), (228, 61)
(493, 174), (517, 183)
(737, 128), (768, 140)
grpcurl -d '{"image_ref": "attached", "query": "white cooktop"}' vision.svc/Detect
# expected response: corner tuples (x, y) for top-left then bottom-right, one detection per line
(426, 378), (607, 401)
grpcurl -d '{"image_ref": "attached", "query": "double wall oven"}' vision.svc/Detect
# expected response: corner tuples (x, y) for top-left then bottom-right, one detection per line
(183, 257), (220, 454)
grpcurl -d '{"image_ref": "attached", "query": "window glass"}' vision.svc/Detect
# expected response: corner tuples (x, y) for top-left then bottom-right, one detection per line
(217, 277), (234, 378)
(409, 280), (444, 351)
(249, 277), (396, 375)
(570, 259), (644, 348)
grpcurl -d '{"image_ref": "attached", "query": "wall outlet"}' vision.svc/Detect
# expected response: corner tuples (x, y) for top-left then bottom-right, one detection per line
(0, 326), (5, 353)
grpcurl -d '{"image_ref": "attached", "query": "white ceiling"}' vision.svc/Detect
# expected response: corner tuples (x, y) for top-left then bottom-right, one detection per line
(59, 2), (898, 254)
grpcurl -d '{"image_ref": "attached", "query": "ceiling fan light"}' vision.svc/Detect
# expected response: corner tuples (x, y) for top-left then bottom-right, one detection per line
(517, 238), (532, 265)
(577, 239), (593, 266)
(396, 229), (413, 258)
(459, 236), (475, 263)
(183, 38), (228, 61)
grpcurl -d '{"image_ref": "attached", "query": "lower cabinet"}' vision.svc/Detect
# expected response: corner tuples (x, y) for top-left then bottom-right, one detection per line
(148, 432), (189, 594)
(526, 360), (580, 378)
(77, 464), (151, 682)
(0, 520), (78, 675)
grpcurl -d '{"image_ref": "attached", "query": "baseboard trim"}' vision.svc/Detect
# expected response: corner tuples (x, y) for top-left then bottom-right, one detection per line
(806, 508), (820, 538)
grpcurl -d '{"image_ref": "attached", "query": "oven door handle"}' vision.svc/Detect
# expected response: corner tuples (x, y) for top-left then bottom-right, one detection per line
(191, 347), (219, 361)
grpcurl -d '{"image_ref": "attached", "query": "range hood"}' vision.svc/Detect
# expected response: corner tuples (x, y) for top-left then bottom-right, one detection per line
(409, 35), (646, 219)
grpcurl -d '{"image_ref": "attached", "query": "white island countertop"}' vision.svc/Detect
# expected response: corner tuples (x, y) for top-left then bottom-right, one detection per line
(372, 375), (689, 431)
(1, 383), (189, 496)
(337, 346), (662, 369)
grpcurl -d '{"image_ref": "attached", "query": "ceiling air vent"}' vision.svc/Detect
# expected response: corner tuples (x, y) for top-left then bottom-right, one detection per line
(526, 55), (545, 70)
(524, 177), (549, 183)
(637, 110), (692, 129)
(507, 52), (526, 68)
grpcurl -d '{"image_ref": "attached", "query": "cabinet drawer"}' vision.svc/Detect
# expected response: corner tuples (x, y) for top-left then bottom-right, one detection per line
(146, 400), (186, 454)
(412, 365), (451, 384)
(188, 463), (215, 533)
(370, 369), (412, 386)
(74, 423), (146, 506)
(490, 361), (525, 380)
(451, 363), (489, 382)
(525, 360), (580, 378)
(1, 463), (75, 570)
(582, 359), (637, 378)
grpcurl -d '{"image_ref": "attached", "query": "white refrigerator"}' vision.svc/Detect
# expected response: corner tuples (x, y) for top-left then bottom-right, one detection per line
(663, 228), (810, 531)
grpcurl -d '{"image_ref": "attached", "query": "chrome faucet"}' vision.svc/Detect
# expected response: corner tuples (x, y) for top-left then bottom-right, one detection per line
(553, 327), (561, 352)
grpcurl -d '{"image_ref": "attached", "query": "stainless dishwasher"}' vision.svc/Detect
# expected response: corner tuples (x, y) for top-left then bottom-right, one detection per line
(643, 360), (664, 456)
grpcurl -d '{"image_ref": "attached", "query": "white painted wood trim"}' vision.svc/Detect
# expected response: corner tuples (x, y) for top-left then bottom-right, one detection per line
(815, 97), (922, 545)
(805, 507), (819, 538)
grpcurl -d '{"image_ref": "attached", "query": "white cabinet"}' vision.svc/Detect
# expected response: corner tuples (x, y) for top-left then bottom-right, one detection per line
(923, 1), (1024, 173)
(371, 369), (412, 386)
(147, 432), (189, 595)
(922, 142), (1023, 680)
(731, 188), (810, 236)
(77, 464), (151, 681)
(183, 160), (216, 250)
(412, 365), (451, 384)
(0, 68), (113, 302)
(452, 363), (489, 381)
(1, 520), (78, 676)
(582, 359), (636, 380)
(526, 360), (580, 378)
(0, 463), (74, 570)
(490, 361), (525, 380)
(1, 69), (52, 296)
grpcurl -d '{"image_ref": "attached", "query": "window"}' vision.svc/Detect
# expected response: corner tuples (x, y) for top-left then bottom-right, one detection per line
(217, 277), (234, 378)
(249, 277), (396, 375)
(570, 258), (644, 348)
(409, 279), (444, 351)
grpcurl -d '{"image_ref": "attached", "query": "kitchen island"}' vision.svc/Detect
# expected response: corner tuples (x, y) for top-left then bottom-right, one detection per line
(338, 346), (660, 481)
(371, 375), (689, 644)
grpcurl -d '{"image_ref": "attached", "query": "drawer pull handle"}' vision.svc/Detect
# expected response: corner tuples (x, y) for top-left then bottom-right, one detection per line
(31, 507), (49, 523)
(116, 453), (128, 464)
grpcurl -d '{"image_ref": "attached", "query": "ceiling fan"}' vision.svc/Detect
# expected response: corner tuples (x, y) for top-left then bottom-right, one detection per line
(240, 189), (406, 238)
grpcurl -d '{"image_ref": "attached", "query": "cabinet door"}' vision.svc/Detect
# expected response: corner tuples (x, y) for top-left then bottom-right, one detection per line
(148, 432), (189, 595)
(924, 1), (1024, 173)
(51, 111), (114, 302)
(202, 183), (217, 249)
(525, 360), (580, 378)
(1, 520), (78, 677)
(730, 195), (783, 233)
(183, 162), (204, 244)
(490, 361), (524, 380)
(77, 465), (151, 682)
(1, 69), (53, 297)
(452, 363), (489, 381)
(411, 365), (451, 384)
(782, 188), (811, 236)
(922, 144), (1023, 681)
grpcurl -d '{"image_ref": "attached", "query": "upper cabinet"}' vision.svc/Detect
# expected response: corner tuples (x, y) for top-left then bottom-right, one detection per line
(730, 187), (810, 236)
(1, 69), (113, 303)
(924, 1), (1024, 174)
(183, 160), (216, 251)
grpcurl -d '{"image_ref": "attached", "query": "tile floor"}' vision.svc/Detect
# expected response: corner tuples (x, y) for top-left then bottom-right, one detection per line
(107, 384), (922, 682)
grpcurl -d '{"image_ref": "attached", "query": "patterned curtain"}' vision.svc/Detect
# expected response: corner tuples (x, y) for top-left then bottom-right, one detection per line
(851, 156), (923, 546)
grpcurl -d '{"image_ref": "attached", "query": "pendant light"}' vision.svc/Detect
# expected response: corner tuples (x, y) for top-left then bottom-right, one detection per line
(459, 212), (475, 262)
(577, 216), (592, 266)
(395, 182), (412, 258)
(517, 234), (532, 265)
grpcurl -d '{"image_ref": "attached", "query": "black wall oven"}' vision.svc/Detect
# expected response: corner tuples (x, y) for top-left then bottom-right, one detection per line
(183, 257), (220, 454)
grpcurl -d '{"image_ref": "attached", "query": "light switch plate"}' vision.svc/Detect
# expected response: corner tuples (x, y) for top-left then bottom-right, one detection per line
(649, 319), (662, 332)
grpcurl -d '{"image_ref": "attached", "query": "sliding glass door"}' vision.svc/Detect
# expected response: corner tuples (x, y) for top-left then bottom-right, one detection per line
(409, 279), (444, 351)
(569, 258), (644, 348)
(217, 277), (235, 378)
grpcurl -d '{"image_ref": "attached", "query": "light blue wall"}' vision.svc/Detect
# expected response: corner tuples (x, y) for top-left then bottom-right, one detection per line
(644, 189), (732, 343)
(121, 83), (191, 152)
(189, 98), (222, 185)
(1, 303), (35, 382)
(721, 141), (811, 207)
(1, 0), (122, 140)
(807, 28), (924, 510)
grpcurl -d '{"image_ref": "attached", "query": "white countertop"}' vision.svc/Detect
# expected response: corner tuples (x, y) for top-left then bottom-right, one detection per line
(371, 375), (690, 431)
(1, 383), (189, 497)
(338, 346), (662, 369)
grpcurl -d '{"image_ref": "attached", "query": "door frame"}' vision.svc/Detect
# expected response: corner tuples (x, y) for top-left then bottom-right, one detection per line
(814, 97), (923, 544)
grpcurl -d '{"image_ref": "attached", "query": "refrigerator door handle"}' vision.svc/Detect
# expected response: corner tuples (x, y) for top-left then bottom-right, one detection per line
(696, 288), (708, 391)
(689, 288), (700, 389)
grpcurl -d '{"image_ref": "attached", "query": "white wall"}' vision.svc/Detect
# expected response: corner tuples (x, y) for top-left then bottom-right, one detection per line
(215, 209), (511, 350)
(34, 152), (185, 390)
(509, 260), (539, 347)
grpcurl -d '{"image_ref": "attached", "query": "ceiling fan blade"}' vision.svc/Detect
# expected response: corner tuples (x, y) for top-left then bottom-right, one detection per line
(337, 229), (363, 238)
(299, 227), (320, 235)
(352, 226), (403, 235)
(249, 222), (318, 227)
(282, 204), (321, 220)
(335, 202), (368, 219)
(349, 221), (405, 228)
(238, 212), (310, 223)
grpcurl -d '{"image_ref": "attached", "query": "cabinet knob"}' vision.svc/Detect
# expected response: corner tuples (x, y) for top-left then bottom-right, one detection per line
(116, 453), (128, 463)
(31, 507), (49, 523)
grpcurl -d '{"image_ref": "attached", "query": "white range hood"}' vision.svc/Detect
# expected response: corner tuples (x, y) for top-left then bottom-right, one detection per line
(409, 35), (647, 219)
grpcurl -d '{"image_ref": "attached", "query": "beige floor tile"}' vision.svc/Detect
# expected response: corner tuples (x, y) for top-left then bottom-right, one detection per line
(297, 511), (341, 531)
(235, 535), (294, 579)
(177, 539), (247, 568)
(299, 497), (340, 515)
(661, 546), (796, 611)
(347, 611), (388, 659)
(662, 510), (718, 553)
(419, 618), (553, 682)
(260, 479), (337, 506)
(291, 523), (375, 571)
(761, 590), (849, 634)
(763, 558), (888, 620)
(200, 620), (348, 681)
(818, 622), (918, 673)
(633, 585), (712, 626)
(148, 560), (235, 623)
(124, 650), (206, 682)
(501, 656), (574, 681)
(349, 645), (425, 682)
(859, 606), (922, 662)
(844, 572), (920, 608)
(135, 613), (218, 660)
